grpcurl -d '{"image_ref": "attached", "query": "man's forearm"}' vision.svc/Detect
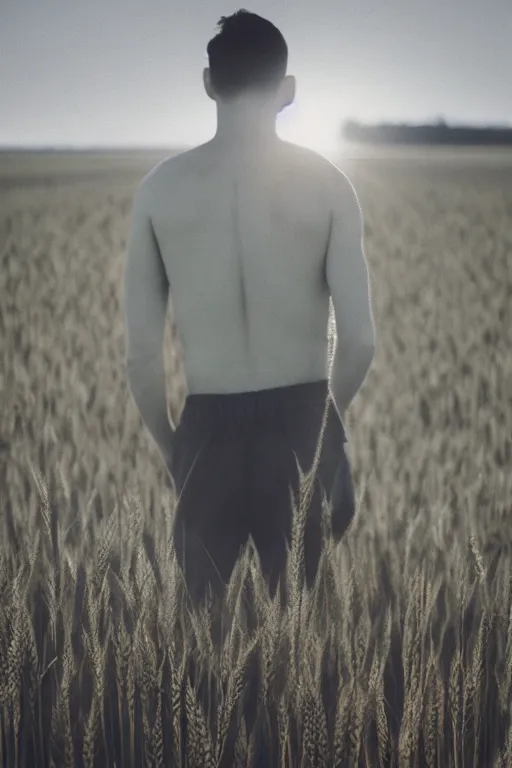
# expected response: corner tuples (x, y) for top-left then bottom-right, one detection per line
(126, 355), (176, 464)
(328, 341), (374, 420)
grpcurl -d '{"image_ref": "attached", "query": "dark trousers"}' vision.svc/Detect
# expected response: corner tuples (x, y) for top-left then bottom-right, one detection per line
(170, 379), (355, 616)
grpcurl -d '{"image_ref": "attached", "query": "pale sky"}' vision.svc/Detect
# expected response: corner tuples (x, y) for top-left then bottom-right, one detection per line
(1, 0), (511, 154)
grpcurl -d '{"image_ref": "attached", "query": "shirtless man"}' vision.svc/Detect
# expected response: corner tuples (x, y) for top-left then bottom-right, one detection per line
(123, 10), (375, 614)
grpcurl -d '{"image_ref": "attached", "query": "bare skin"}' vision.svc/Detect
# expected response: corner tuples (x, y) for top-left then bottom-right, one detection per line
(146, 137), (335, 394)
(124, 71), (374, 465)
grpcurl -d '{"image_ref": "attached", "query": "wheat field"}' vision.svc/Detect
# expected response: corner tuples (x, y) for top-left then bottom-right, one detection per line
(0, 149), (511, 767)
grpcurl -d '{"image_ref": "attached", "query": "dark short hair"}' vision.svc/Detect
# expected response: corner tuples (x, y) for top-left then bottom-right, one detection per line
(206, 9), (288, 100)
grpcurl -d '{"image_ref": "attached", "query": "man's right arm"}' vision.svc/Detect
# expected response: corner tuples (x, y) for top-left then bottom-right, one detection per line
(324, 166), (375, 424)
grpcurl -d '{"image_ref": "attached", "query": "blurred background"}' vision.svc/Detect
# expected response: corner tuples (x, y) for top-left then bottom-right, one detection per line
(1, 0), (511, 159)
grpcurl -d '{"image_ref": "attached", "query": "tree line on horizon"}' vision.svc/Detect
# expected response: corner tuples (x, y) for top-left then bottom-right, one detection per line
(341, 118), (512, 146)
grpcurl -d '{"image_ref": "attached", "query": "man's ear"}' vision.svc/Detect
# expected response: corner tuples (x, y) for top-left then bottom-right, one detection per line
(277, 75), (296, 113)
(203, 68), (216, 101)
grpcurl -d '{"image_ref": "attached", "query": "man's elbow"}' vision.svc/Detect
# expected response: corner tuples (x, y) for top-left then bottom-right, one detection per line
(337, 326), (376, 357)
(357, 328), (375, 354)
(355, 338), (375, 371)
(125, 348), (163, 386)
(125, 354), (144, 386)
(125, 353), (135, 374)
(125, 342), (157, 370)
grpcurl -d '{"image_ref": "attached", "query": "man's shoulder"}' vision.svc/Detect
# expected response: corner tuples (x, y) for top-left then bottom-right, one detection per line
(280, 142), (349, 198)
(135, 149), (195, 211)
(137, 142), (345, 205)
(279, 139), (335, 171)
(140, 149), (191, 188)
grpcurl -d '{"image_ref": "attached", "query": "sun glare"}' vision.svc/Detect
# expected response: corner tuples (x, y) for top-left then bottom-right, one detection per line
(278, 98), (342, 158)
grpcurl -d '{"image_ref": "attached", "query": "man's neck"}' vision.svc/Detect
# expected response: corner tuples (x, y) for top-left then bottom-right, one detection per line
(210, 108), (279, 150)
(208, 133), (281, 163)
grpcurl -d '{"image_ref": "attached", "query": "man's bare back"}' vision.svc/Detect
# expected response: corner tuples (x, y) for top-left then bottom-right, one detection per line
(123, 11), (375, 620)
(146, 138), (334, 395)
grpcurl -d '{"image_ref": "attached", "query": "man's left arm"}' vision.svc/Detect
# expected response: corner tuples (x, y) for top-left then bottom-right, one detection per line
(123, 178), (176, 470)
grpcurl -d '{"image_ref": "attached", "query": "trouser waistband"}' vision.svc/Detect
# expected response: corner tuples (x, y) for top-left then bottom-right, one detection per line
(180, 379), (330, 432)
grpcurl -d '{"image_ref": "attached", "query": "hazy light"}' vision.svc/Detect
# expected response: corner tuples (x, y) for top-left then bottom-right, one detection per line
(277, 96), (342, 157)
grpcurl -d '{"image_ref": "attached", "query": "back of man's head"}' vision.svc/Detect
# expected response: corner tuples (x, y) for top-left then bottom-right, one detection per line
(206, 9), (288, 101)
